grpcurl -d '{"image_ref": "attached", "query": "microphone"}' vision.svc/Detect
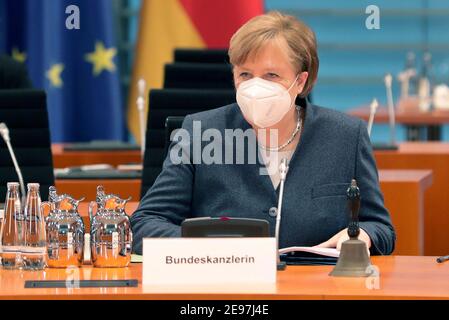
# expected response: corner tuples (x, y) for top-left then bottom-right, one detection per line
(275, 157), (289, 271)
(384, 73), (397, 145)
(367, 98), (378, 138)
(137, 78), (147, 158)
(0, 122), (26, 203)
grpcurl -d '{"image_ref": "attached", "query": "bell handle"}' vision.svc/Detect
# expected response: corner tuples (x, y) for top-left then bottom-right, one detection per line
(71, 196), (86, 212)
(76, 196), (86, 203)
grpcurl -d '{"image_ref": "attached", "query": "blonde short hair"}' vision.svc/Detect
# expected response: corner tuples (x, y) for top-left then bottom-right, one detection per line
(228, 11), (319, 97)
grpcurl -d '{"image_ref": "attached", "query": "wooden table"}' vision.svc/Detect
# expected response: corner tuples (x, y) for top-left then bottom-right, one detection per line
(55, 179), (142, 202)
(70, 169), (431, 256)
(348, 105), (449, 141)
(0, 256), (448, 299)
(375, 143), (449, 256)
(378, 170), (432, 255)
(52, 144), (142, 168)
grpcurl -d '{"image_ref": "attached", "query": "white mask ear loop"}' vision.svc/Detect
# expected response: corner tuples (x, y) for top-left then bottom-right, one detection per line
(287, 74), (300, 92)
(285, 74), (300, 110)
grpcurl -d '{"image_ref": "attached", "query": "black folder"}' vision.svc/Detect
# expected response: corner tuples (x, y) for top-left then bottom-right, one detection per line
(281, 252), (338, 266)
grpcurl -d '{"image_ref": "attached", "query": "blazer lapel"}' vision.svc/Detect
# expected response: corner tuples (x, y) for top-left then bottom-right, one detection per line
(228, 104), (278, 201)
(286, 99), (315, 175)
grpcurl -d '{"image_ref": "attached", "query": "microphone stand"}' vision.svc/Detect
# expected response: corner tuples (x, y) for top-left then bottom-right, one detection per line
(275, 158), (289, 271)
(367, 98), (378, 138)
(0, 122), (26, 204)
(137, 78), (147, 159)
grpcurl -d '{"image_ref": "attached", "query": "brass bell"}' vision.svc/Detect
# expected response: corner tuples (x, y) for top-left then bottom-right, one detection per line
(329, 179), (373, 277)
(329, 239), (371, 277)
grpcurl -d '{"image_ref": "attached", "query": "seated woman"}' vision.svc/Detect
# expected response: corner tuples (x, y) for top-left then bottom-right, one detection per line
(131, 11), (395, 255)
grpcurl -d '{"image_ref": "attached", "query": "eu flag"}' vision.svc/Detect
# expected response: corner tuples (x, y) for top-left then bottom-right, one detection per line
(0, 0), (124, 142)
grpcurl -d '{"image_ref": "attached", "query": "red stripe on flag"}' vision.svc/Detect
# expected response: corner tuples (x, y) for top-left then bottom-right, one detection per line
(179, 0), (264, 48)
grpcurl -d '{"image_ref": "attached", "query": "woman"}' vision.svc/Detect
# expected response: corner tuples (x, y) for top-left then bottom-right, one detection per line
(131, 11), (395, 255)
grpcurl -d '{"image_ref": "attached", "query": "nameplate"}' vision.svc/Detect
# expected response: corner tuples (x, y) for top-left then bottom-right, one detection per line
(142, 238), (277, 286)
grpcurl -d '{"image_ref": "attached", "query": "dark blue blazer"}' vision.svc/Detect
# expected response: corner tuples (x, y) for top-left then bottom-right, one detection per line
(131, 101), (396, 255)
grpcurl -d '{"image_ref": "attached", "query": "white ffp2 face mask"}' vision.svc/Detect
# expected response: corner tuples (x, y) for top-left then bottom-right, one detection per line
(236, 76), (299, 128)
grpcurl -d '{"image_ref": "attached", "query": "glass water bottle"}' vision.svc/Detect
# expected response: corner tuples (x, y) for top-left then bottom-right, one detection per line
(405, 51), (418, 96)
(22, 183), (46, 270)
(0, 182), (23, 269)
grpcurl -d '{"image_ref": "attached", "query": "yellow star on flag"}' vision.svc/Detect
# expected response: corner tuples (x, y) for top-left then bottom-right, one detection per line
(46, 64), (65, 88)
(11, 47), (27, 63)
(85, 41), (117, 76)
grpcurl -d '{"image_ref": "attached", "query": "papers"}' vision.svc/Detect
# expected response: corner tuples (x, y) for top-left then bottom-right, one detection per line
(279, 246), (340, 258)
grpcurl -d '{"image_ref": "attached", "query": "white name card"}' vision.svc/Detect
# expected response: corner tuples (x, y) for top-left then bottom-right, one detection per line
(142, 237), (277, 286)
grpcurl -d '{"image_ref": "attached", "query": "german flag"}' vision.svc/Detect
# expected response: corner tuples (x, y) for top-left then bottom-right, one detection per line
(127, 0), (264, 143)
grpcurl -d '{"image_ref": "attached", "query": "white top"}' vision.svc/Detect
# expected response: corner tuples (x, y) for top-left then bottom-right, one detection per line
(258, 106), (303, 189)
(259, 148), (296, 190)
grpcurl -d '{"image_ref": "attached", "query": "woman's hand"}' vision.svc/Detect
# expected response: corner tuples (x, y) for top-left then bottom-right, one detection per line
(315, 228), (372, 252)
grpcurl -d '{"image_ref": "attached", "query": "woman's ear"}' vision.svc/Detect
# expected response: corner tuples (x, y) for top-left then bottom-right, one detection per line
(296, 72), (309, 95)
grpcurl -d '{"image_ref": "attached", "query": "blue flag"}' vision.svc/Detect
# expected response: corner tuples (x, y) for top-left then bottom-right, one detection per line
(0, 0), (124, 142)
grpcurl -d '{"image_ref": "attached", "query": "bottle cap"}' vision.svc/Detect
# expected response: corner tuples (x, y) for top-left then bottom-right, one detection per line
(6, 182), (19, 188)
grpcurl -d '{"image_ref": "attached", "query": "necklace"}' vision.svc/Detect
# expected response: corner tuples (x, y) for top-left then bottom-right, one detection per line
(259, 106), (303, 152)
